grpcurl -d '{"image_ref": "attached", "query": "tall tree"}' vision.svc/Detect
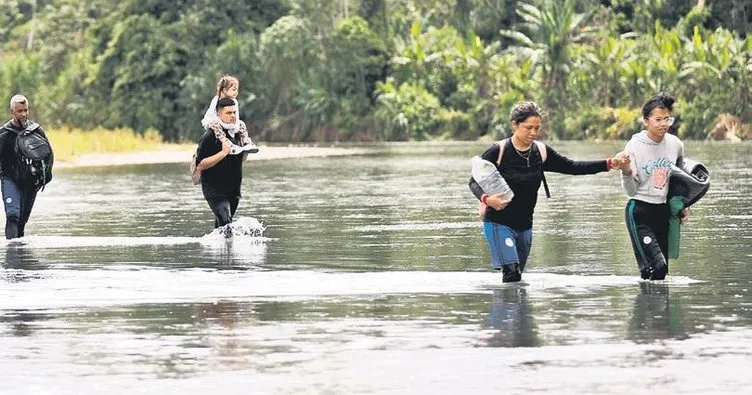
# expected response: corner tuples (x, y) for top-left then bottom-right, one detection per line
(500, 0), (598, 134)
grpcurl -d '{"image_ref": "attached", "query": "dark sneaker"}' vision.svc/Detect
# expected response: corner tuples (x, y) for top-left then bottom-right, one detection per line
(650, 264), (667, 280)
(502, 264), (521, 283)
(640, 268), (651, 280)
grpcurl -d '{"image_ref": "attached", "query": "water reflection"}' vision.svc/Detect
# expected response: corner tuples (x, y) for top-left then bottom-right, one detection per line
(1, 244), (51, 336)
(483, 287), (540, 347)
(195, 300), (246, 328)
(1, 243), (47, 283)
(0, 311), (50, 337)
(628, 282), (688, 343)
(193, 300), (250, 370)
(199, 237), (267, 267)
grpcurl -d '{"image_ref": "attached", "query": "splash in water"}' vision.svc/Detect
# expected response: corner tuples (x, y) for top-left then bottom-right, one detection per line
(203, 217), (266, 240)
(199, 217), (267, 264)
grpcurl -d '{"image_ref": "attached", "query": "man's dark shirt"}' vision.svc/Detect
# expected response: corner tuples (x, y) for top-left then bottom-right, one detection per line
(196, 127), (244, 200)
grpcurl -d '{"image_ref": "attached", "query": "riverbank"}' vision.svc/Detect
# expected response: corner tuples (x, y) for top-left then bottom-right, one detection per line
(55, 144), (371, 168)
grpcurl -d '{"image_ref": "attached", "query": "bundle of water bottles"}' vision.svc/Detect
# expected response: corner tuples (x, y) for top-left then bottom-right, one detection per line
(470, 155), (514, 201)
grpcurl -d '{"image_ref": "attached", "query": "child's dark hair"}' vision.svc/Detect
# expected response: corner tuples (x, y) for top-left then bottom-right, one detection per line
(642, 92), (675, 118)
(216, 74), (239, 97)
(509, 101), (543, 123)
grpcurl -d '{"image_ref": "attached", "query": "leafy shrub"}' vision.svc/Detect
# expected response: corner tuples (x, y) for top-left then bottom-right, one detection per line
(564, 106), (641, 140)
(435, 109), (473, 140)
(374, 81), (441, 140)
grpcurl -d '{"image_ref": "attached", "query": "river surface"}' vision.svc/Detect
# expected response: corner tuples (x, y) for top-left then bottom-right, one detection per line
(1, 141), (750, 394)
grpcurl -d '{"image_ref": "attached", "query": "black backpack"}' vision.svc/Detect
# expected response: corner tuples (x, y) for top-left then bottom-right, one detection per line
(12, 122), (53, 190)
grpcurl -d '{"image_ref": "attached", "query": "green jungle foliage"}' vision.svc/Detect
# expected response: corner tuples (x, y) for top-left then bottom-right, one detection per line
(1, 0), (750, 142)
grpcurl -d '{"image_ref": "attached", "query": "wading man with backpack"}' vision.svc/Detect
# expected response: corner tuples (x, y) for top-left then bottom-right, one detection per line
(0, 95), (54, 239)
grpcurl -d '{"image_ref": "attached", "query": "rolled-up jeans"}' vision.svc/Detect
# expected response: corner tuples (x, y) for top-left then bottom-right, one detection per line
(1, 177), (38, 239)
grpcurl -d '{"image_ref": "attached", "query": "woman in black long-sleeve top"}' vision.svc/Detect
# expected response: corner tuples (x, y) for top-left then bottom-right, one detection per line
(469, 101), (626, 282)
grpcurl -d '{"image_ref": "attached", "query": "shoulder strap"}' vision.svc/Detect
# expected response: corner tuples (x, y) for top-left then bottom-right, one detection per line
(531, 141), (551, 198)
(498, 138), (547, 164)
(23, 122), (40, 133)
(1, 121), (20, 135)
(495, 138), (509, 165)
(534, 140), (547, 162)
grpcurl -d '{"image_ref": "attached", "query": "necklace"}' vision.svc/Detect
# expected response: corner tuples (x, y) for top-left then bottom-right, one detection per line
(515, 147), (531, 167)
(512, 137), (532, 166)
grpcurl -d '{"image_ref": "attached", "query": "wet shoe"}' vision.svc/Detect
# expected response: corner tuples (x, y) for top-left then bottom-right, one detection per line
(650, 264), (667, 280)
(641, 265), (667, 280)
(502, 264), (521, 283)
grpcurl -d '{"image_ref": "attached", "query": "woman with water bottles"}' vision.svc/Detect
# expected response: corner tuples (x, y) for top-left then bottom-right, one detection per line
(468, 101), (629, 282)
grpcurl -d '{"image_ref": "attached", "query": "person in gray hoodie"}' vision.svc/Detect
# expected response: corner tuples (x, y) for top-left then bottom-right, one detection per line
(619, 93), (689, 280)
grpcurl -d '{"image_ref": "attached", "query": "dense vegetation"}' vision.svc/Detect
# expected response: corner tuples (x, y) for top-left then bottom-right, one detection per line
(1, 0), (750, 142)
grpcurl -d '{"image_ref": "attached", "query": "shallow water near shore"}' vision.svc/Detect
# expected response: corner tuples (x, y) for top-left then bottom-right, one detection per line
(1, 141), (751, 394)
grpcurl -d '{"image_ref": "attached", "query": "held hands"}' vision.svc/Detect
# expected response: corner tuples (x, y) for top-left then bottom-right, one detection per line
(610, 151), (632, 174)
(485, 194), (511, 211)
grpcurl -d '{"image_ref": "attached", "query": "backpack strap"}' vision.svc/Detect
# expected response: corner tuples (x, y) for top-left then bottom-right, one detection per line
(23, 122), (40, 133)
(533, 141), (551, 198)
(498, 138), (547, 164)
(534, 140), (547, 162)
(495, 138), (509, 165)
(1, 121), (22, 136)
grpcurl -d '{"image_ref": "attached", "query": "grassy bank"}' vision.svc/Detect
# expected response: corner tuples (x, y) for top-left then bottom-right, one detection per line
(46, 127), (164, 162)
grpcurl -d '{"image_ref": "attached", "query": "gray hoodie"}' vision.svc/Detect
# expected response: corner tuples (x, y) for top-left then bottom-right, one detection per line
(621, 130), (684, 204)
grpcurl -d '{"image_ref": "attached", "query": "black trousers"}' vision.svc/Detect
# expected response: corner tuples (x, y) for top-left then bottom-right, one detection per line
(2, 177), (38, 239)
(206, 196), (239, 228)
(625, 199), (670, 275)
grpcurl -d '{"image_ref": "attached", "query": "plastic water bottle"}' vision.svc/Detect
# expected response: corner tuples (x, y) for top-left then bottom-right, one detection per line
(470, 155), (514, 201)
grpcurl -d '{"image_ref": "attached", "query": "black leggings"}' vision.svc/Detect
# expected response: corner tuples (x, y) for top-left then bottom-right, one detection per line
(625, 199), (670, 274)
(206, 196), (239, 228)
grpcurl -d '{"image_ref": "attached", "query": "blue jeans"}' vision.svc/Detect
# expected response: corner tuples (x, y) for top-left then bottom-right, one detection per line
(482, 222), (533, 271)
(1, 177), (38, 239)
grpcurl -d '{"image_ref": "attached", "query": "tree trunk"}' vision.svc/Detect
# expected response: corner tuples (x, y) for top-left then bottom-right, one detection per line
(26, 0), (37, 50)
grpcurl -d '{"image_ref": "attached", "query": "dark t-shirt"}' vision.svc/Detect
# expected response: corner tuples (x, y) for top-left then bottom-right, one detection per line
(470, 141), (608, 231)
(196, 128), (244, 200)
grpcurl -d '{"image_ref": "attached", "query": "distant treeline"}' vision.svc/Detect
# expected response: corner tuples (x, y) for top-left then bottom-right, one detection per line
(1, 0), (750, 142)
